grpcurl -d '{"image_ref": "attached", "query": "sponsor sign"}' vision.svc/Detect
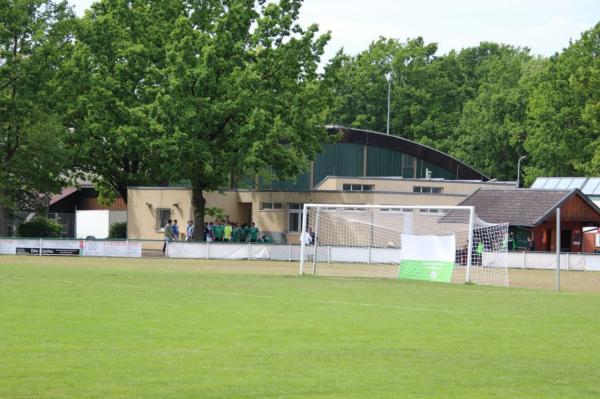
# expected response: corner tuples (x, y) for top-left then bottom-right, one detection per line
(14, 239), (81, 256)
(83, 240), (142, 257)
(399, 260), (455, 283)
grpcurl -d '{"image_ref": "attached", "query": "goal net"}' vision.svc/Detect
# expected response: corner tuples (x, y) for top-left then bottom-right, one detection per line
(299, 204), (509, 287)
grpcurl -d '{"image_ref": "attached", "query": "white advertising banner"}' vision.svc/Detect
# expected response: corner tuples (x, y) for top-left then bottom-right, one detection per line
(400, 234), (455, 262)
(0, 239), (17, 255)
(12, 239), (81, 256)
(250, 245), (270, 260)
(211, 244), (250, 259)
(167, 242), (208, 258)
(76, 210), (110, 239)
(41, 239), (81, 256)
(83, 240), (142, 257)
(270, 245), (292, 261)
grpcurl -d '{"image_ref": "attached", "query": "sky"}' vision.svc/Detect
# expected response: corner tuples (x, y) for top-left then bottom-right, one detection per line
(69, 0), (600, 61)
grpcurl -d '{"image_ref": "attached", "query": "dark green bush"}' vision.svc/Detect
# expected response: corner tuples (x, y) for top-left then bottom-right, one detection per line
(17, 217), (62, 238)
(109, 222), (127, 239)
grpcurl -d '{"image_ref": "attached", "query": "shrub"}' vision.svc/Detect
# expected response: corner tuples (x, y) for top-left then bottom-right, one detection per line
(17, 217), (62, 238)
(109, 222), (127, 239)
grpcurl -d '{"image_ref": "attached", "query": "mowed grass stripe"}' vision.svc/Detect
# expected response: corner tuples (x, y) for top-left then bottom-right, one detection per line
(1, 257), (600, 398)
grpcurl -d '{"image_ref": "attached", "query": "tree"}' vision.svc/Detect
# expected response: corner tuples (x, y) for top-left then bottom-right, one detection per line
(525, 22), (600, 183)
(154, 0), (331, 239)
(451, 46), (539, 180)
(0, 0), (74, 236)
(60, 0), (183, 203)
(323, 37), (442, 141)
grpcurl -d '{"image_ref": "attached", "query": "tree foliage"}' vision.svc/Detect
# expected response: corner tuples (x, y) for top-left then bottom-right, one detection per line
(61, 0), (182, 203)
(524, 22), (600, 183)
(153, 0), (331, 238)
(0, 0), (74, 235)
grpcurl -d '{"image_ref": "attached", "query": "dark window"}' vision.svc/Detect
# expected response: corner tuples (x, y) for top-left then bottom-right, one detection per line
(413, 186), (443, 194)
(261, 202), (283, 210)
(157, 208), (171, 229)
(343, 184), (374, 192)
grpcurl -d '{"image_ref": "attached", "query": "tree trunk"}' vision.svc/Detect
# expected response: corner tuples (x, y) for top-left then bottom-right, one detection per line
(117, 184), (128, 204)
(191, 186), (205, 241)
(0, 203), (9, 237)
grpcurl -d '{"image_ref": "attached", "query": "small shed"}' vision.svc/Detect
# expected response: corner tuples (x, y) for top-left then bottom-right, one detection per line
(460, 189), (600, 252)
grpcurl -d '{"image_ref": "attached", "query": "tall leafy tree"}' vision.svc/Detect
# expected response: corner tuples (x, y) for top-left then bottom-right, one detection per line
(61, 0), (183, 203)
(451, 46), (538, 180)
(0, 0), (74, 235)
(154, 0), (331, 237)
(525, 22), (600, 183)
(323, 37), (442, 142)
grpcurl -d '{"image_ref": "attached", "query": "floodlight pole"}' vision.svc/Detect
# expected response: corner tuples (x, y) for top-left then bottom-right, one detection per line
(556, 207), (561, 292)
(516, 155), (527, 188)
(385, 72), (392, 135)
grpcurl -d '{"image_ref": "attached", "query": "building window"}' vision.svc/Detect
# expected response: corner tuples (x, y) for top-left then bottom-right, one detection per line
(413, 186), (443, 194)
(573, 231), (581, 245)
(156, 208), (171, 230)
(380, 207), (413, 213)
(288, 203), (303, 232)
(342, 184), (374, 191)
(261, 202), (283, 211)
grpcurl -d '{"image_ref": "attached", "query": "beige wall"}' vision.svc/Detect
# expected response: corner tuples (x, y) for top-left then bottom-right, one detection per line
(128, 188), (245, 241)
(128, 182), (510, 242)
(317, 177), (514, 195)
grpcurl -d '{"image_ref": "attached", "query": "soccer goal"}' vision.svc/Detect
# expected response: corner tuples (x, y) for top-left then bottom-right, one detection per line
(299, 204), (509, 287)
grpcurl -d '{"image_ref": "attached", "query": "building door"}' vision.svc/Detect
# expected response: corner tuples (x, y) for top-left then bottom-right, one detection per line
(561, 229), (572, 252)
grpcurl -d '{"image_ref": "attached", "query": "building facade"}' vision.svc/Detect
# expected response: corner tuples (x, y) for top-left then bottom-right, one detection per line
(127, 127), (513, 244)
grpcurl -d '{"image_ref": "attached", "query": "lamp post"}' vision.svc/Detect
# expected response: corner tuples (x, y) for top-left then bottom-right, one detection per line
(385, 72), (392, 135)
(516, 155), (527, 188)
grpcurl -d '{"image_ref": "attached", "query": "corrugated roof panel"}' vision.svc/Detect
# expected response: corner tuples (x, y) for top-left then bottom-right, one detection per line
(583, 178), (600, 194)
(568, 177), (587, 189)
(531, 178), (547, 189)
(543, 178), (560, 189)
(555, 178), (573, 189)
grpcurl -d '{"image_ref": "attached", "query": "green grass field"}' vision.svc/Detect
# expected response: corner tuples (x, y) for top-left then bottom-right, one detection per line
(2, 256), (600, 398)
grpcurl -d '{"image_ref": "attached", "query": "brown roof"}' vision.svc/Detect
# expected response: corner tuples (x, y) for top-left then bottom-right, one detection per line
(459, 189), (598, 227)
(49, 187), (78, 206)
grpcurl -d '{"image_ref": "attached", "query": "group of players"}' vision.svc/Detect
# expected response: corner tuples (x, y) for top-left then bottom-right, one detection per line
(202, 220), (263, 243)
(163, 219), (265, 244)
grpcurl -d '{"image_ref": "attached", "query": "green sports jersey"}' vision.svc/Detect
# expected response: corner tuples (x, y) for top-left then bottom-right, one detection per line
(249, 226), (259, 240)
(240, 227), (249, 242)
(163, 225), (173, 239)
(214, 224), (224, 239)
(232, 227), (240, 242)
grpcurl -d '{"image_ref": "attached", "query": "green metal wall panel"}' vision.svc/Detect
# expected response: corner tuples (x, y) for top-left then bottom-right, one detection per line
(402, 154), (415, 178)
(366, 146), (403, 176)
(258, 170), (311, 191)
(420, 160), (457, 180)
(314, 143), (363, 185)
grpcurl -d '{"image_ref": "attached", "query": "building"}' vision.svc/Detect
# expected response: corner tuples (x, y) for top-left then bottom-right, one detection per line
(459, 189), (600, 252)
(127, 127), (514, 243)
(531, 177), (600, 207)
(48, 185), (127, 238)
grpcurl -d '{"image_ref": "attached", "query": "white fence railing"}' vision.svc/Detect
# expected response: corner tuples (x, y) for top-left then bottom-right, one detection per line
(0, 238), (143, 257)
(503, 251), (599, 271)
(3, 238), (600, 271)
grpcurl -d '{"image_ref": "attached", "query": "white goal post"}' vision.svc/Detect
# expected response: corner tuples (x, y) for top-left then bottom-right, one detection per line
(299, 204), (509, 287)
